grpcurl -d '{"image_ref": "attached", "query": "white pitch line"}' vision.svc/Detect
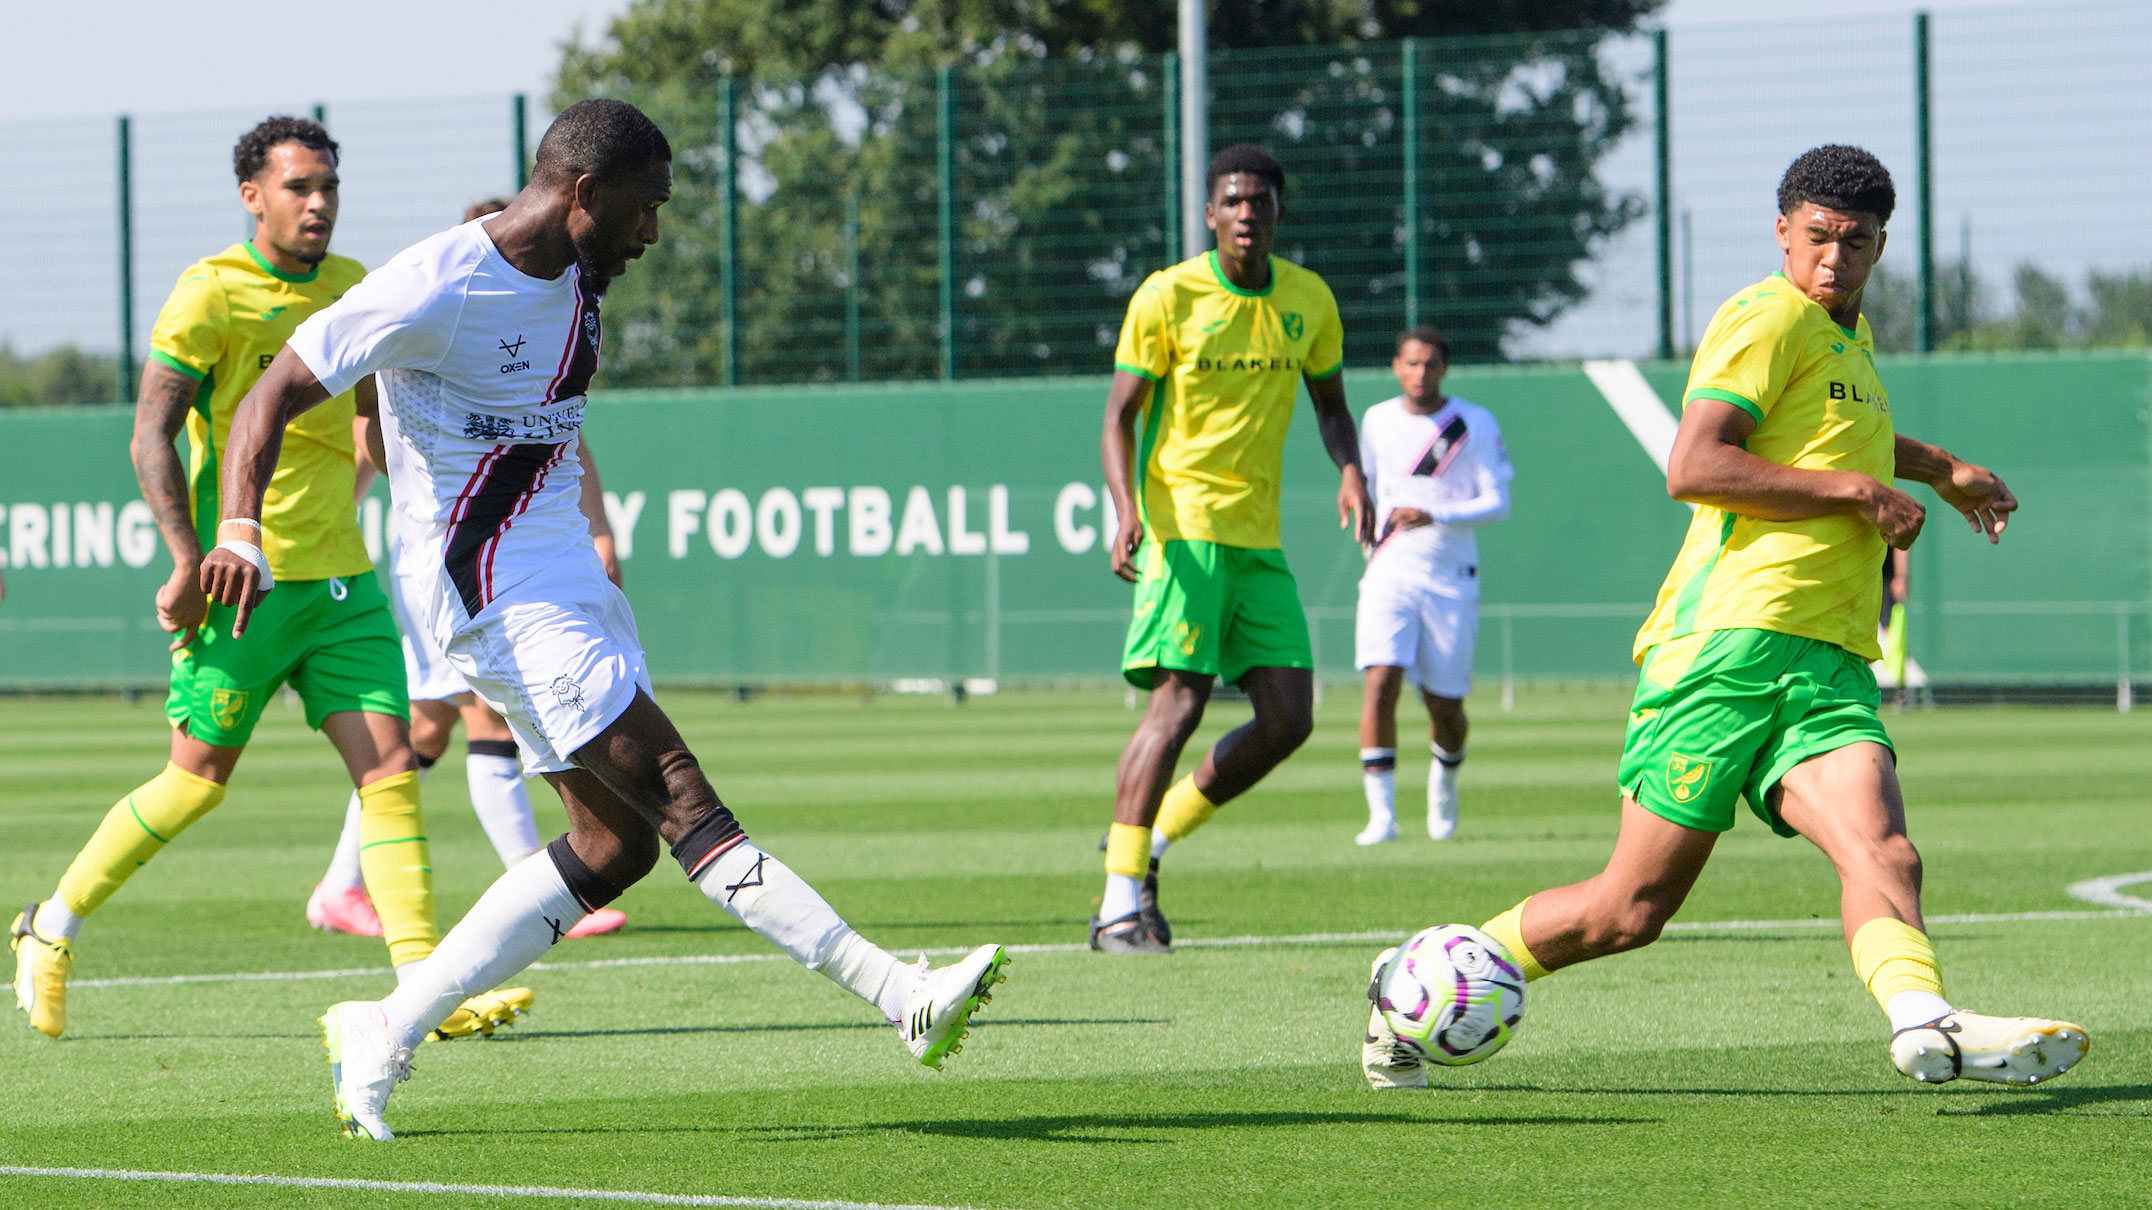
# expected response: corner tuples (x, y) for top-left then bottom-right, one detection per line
(72, 905), (2152, 991)
(0, 1166), (982, 1209)
(2065, 870), (2152, 913)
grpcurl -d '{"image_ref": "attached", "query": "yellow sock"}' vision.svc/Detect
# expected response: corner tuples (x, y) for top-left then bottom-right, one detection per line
(1849, 916), (1944, 1006)
(56, 763), (226, 916)
(1104, 822), (1153, 878)
(1481, 897), (1551, 982)
(1154, 776), (1219, 843)
(358, 771), (438, 968)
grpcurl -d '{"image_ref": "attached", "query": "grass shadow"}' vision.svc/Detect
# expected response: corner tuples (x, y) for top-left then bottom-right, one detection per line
(509, 1016), (1169, 1041)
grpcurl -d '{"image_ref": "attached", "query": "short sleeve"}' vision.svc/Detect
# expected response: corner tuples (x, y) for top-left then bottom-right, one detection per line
(1304, 281), (1345, 380)
(1683, 293), (1801, 423)
(1113, 277), (1172, 381)
(148, 265), (225, 382)
(287, 255), (457, 395)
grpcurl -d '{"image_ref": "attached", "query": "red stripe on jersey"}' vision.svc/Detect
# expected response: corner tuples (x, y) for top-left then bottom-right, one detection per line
(479, 443), (567, 606)
(541, 274), (586, 405)
(447, 445), (507, 532)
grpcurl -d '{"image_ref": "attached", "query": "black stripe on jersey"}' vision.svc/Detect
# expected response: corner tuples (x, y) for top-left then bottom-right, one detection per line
(548, 276), (602, 404)
(443, 441), (565, 617)
(1410, 415), (1471, 478)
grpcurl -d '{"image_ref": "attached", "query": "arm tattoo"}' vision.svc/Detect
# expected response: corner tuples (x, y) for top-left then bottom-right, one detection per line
(130, 363), (205, 569)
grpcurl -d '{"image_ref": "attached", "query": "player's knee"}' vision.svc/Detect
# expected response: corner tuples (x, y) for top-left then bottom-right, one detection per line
(1868, 832), (1922, 891)
(1143, 696), (1207, 747)
(1258, 705), (1314, 754)
(1583, 895), (1675, 955)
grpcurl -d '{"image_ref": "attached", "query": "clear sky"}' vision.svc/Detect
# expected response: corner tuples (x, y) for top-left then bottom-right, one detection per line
(2, 0), (2124, 362)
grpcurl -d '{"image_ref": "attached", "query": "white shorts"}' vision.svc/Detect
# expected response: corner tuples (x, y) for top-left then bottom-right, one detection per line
(1355, 577), (1478, 699)
(443, 568), (651, 776)
(388, 565), (473, 702)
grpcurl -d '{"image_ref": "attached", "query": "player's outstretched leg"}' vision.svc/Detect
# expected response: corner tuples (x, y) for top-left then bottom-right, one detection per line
(1773, 744), (2089, 1087)
(13, 755), (230, 1037)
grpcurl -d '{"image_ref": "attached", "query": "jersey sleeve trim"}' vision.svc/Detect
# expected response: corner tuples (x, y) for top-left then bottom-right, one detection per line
(148, 350), (208, 381)
(1113, 360), (1162, 383)
(1305, 360), (1344, 381)
(1684, 387), (1762, 425)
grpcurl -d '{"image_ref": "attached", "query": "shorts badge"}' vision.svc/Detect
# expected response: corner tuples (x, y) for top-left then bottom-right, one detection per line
(1666, 752), (1712, 804)
(210, 688), (249, 731)
(550, 675), (587, 711)
(1172, 622), (1203, 657)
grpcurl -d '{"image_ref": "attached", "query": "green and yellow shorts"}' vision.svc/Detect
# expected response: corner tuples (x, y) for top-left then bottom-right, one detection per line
(1616, 627), (1892, 837)
(1122, 538), (1313, 688)
(167, 571), (408, 748)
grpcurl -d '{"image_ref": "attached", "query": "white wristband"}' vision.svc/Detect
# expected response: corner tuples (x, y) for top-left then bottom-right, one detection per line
(218, 517), (263, 534)
(215, 539), (275, 593)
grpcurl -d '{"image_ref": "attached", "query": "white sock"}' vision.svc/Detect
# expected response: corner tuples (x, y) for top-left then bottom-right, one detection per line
(379, 850), (582, 1052)
(465, 749), (542, 868)
(1100, 872), (1141, 922)
(694, 840), (905, 1017)
(34, 897), (83, 942)
(1432, 744), (1463, 794)
(1361, 748), (1397, 827)
(1885, 989), (1956, 1033)
(1149, 830), (1171, 860)
(322, 793), (366, 891)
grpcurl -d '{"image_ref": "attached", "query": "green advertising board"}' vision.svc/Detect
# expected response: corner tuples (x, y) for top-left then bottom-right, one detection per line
(1, 353), (2146, 691)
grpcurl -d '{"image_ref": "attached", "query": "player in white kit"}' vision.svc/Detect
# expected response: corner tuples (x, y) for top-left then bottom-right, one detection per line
(1353, 326), (1511, 844)
(200, 100), (1011, 1140)
(307, 439), (628, 943)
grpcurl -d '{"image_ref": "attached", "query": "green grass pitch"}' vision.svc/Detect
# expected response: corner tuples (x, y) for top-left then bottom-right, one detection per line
(0, 685), (2147, 1209)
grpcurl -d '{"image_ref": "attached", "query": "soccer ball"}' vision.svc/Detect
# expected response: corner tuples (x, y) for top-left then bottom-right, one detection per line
(1373, 923), (1526, 1066)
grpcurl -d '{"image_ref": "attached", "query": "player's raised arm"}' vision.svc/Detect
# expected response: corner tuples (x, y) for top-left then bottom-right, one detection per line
(1099, 369), (1154, 582)
(199, 346), (333, 634)
(1305, 371), (1372, 546)
(1666, 397), (1925, 549)
(1892, 432), (2016, 543)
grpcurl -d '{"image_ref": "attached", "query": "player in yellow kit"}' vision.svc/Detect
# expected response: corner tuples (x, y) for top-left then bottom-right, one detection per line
(9, 116), (527, 1039)
(1093, 143), (1372, 953)
(1365, 145), (2088, 1089)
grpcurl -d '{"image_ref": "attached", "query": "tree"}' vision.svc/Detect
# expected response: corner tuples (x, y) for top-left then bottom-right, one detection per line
(555, 0), (1665, 384)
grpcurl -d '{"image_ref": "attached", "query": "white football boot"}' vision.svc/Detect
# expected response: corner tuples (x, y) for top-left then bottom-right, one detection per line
(321, 1000), (413, 1140)
(898, 944), (1010, 1069)
(1362, 947), (1428, 1090)
(1355, 816), (1398, 846)
(1890, 1012), (2089, 1087)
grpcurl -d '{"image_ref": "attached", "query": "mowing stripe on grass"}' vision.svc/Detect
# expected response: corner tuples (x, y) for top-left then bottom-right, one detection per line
(0, 1166), (988, 1209)
(69, 905), (2152, 991)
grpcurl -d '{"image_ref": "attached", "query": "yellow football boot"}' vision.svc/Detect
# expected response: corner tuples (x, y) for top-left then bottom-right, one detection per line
(11, 902), (73, 1038)
(427, 986), (535, 1041)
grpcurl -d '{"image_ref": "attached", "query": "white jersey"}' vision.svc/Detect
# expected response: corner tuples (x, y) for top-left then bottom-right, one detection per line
(1359, 394), (1512, 591)
(288, 217), (600, 642)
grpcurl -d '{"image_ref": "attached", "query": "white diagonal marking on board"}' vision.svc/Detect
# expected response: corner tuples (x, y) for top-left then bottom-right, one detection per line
(1583, 357), (1680, 473)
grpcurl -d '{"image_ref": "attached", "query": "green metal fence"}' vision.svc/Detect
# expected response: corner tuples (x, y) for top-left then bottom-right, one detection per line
(3, 3), (2149, 400)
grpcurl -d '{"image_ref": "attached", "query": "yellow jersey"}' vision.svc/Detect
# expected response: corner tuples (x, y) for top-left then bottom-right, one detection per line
(148, 241), (372, 581)
(1113, 251), (1345, 549)
(1634, 272), (1895, 662)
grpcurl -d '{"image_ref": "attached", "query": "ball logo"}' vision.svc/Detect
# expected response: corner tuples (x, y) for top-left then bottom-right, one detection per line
(1666, 752), (1712, 804)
